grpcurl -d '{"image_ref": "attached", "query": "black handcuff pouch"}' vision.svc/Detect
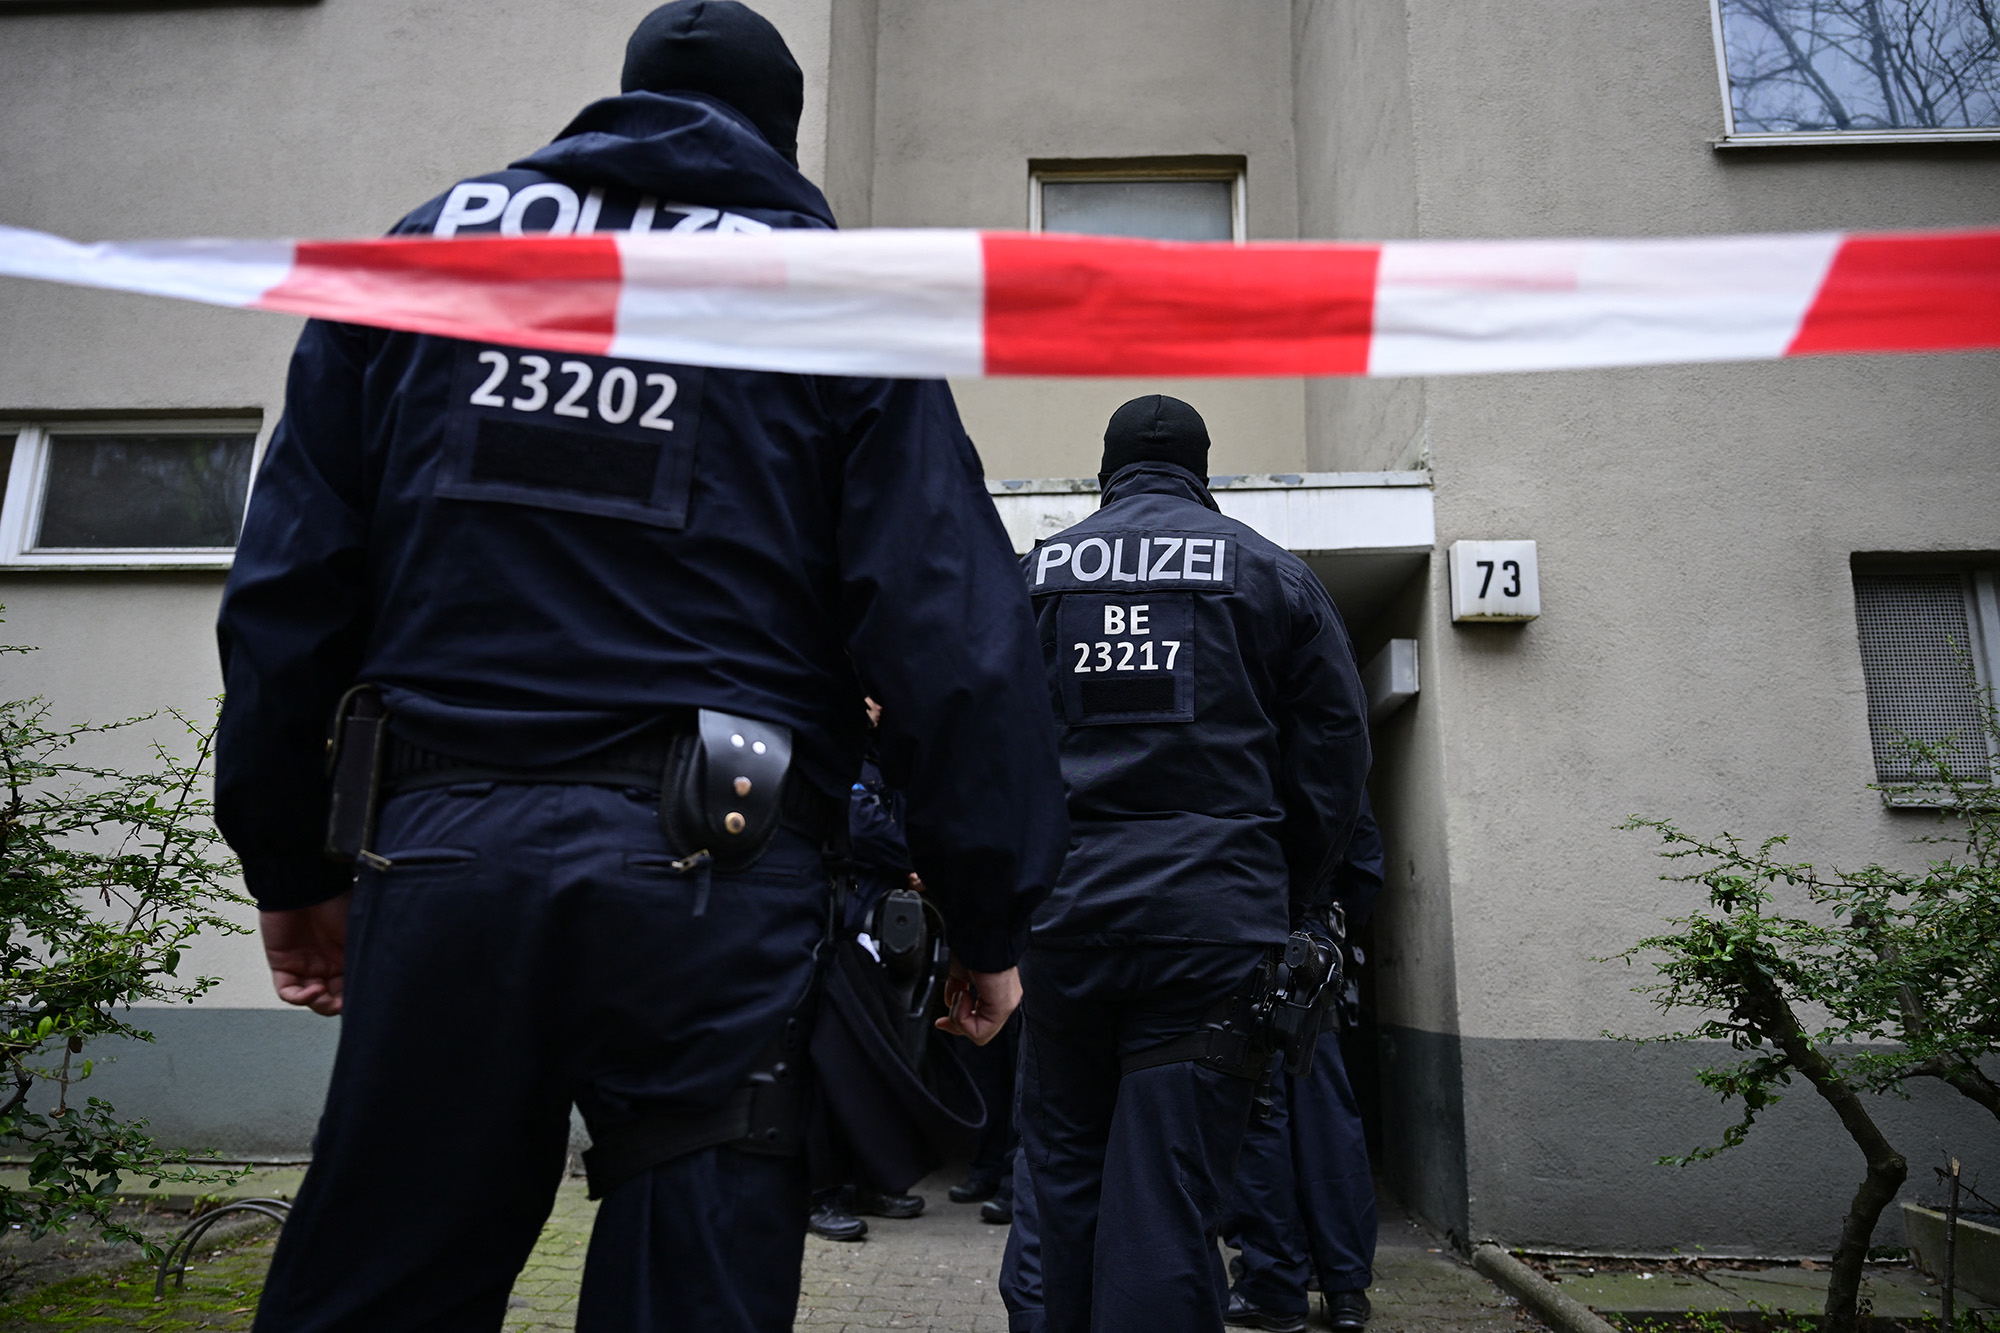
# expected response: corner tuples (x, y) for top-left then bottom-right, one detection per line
(658, 709), (794, 873)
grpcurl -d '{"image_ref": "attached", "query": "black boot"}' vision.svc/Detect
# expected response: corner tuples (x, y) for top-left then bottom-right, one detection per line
(949, 1169), (1002, 1203)
(1222, 1290), (1306, 1333)
(1324, 1290), (1371, 1331)
(808, 1191), (868, 1242)
(851, 1189), (925, 1219)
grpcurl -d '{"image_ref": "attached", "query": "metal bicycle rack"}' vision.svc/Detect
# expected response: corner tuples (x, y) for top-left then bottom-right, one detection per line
(154, 1198), (292, 1299)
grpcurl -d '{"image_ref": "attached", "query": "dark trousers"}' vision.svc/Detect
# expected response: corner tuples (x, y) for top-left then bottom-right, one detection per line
(1001, 1123), (1045, 1333)
(962, 1011), (1022, 1186)
(1018, 943), (1265, 1333)
(254, 782), (828, 1333)
(1219, 1036), (1378, 1314)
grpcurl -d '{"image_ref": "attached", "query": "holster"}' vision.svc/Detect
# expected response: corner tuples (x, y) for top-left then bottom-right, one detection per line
(323, 684), (389, 864)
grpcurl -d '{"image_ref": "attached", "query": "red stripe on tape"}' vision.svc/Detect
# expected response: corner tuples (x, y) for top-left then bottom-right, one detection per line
(1789, 229), (2000, 357)
(260, 236), (623, 352)
(982, 234), (1380, 377)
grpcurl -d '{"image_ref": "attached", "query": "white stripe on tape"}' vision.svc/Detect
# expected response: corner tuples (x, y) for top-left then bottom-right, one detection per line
(611, 228), (984, 377)
(1368, 233), (1843, 376)
(0, 224), (294, 311)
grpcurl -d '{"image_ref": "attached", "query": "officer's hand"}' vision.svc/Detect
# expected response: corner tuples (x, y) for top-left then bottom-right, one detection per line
(259, 893), (351, 1017)
(935, 959), (1020, 1046)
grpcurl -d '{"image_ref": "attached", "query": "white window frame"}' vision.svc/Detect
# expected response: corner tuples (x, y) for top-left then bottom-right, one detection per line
(0, 418), (263, 570)
(1028, 158), (1246, 243)
(1709, 0), (2000, 148)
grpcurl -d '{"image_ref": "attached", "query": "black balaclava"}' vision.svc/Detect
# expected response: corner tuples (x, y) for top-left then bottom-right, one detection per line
(621, 0), (804, 166)
(1099, 394), (1211, 487)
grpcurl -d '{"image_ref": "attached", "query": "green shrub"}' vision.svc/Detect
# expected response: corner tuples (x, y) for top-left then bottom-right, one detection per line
(1, 623), (248, 1256)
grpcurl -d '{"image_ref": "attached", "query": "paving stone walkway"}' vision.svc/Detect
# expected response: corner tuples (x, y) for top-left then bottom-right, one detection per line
(501, 1171), (1541, 1333)
(0, 1168), (1537, 1332)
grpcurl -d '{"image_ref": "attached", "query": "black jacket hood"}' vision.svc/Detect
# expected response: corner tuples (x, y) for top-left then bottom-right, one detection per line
(1100, 461), (1222, 514)
(512, 90), (834, 227)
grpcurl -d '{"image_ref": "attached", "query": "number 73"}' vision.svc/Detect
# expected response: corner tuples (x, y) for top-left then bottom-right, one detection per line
(1476, 560), (1522, 597)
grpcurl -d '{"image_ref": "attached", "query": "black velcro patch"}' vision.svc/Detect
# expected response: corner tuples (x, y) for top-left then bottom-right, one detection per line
(1080, 678), (1177, 715)
(470, 418), (659, 501)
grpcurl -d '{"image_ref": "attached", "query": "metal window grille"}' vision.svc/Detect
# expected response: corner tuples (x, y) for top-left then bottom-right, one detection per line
(1852, 571), (1992, 783)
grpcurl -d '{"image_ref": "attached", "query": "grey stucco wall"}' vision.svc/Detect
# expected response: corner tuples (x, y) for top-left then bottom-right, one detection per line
(1458, 1036), (1997, 1258)
(868, 0), (1310, 476)
(1422, 352), (2000, 1247)
(823, 0), (879, 228)
(869, 0), (1299, 234)
(1351, 0), (2000, 1250)
(76, 1009), (340, 1162)
(1290, 0), (1427, 475)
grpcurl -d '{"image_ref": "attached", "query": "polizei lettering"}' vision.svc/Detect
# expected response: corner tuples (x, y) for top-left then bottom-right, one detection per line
(433, 180), (775, 238)
(1033, 531), (1233, 592)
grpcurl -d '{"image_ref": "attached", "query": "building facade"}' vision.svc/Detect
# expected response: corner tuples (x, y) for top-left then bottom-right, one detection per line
(1, 0), (1995, 1255)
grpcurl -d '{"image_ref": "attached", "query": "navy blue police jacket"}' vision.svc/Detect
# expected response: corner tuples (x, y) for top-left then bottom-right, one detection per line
(214, 91), (1067, 972)
(1024, 462), (1370, 949)
(1330, 793), (1384, 928)
(849, 753), (909, 886)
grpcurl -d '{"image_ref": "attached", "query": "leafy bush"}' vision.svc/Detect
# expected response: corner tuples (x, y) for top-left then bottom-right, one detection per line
(1, 628), (248, 1256)
(1614, 679), (1998, 1333)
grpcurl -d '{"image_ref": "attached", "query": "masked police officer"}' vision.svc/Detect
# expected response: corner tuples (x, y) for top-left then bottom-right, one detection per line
(1017, 396), (1370, 1333)
(1221, 795), (1386, 1333)
(216, 5), (1066, 1329)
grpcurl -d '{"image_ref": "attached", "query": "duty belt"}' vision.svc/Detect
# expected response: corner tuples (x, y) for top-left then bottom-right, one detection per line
(380, 727), (843, 846)
(1117, 988), (1269, 1083)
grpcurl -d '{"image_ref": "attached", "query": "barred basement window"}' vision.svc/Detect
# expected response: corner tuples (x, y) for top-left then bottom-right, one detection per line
(1851, 565), (2000, 787)
(0, 420), (260, 569)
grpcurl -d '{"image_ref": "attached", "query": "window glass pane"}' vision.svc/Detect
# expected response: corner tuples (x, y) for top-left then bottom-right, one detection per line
(35, 433), (255, 550)
(1852, 571), (1992, 782)
(1719, 0), (2000, 132)
(1040, 179), (1234, 241)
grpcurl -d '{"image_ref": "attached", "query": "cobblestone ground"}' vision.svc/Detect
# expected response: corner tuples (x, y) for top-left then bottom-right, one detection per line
(1, 1172), (1530, 1332)
(500, 1170), (1012, 1333)
(792, 1173), (1010, 1333)
(502, 1180), (592, 1332)
(501, 1171), (1538, 1333)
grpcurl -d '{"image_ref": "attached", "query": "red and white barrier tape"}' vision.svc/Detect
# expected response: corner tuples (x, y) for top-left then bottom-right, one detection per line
(1, 223), (1994, 378)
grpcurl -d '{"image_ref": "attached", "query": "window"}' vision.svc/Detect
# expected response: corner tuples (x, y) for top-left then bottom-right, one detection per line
(1711, 0), (2000, 146)
(1851, 563), (1999, 790)
(1029, 158), (1245, 242)
(0, 421), (260, 568)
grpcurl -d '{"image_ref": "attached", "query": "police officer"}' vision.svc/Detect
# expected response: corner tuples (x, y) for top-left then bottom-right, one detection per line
(1017, 396), (1370, 1333)
(1221, 796), (1386, 1333)
(1007, 799), (1384, 1333)
(216, 5), (1066, 1329)
(809, 715), (930, 1241)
